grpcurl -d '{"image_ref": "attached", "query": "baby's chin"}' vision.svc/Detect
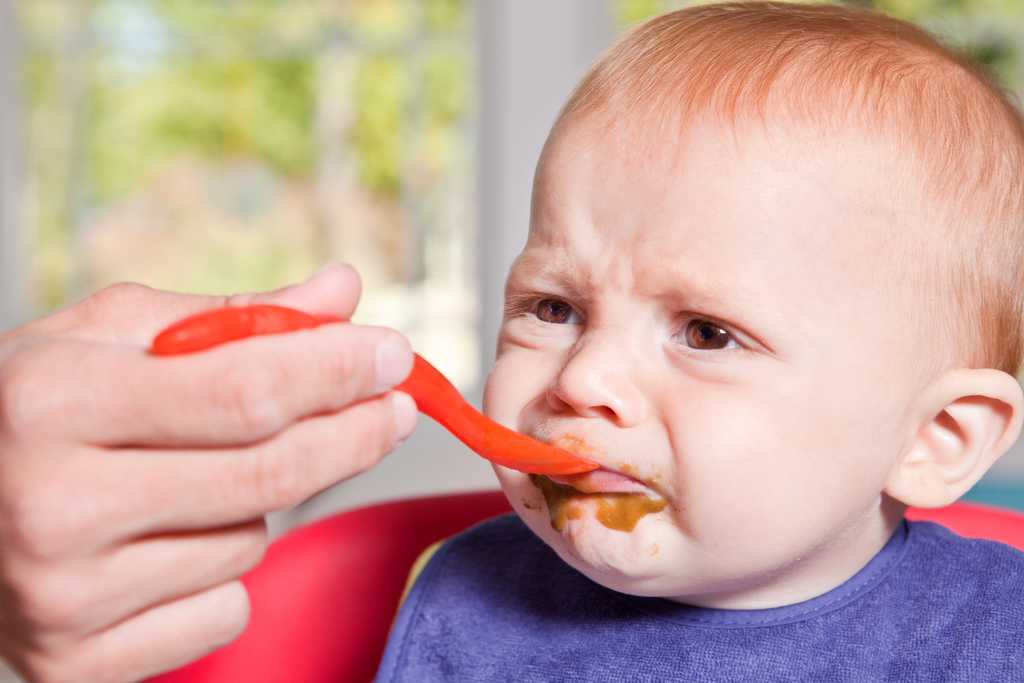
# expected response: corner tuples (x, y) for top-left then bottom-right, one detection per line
(498, 470), (684, 597)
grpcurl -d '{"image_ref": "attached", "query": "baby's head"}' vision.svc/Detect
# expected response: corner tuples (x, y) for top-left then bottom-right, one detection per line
(483, 2), (1024, 608)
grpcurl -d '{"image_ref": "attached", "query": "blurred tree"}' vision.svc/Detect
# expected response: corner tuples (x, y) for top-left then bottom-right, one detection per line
(18, 0), (95, 307)
(18, 0), (470, 308)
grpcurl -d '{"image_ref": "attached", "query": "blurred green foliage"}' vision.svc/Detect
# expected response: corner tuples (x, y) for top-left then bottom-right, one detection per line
(83, 0), (467, 201)
(19, 0), (470, 308)
(90, 56), (315, 200)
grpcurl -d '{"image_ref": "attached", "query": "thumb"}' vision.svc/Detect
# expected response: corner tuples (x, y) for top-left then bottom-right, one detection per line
(228, 262), (363, 319)
(34, 263), (363, 346)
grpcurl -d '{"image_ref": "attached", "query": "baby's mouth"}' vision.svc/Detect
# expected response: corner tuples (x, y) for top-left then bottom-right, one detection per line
(524, 450), (667, 536)
(525, 432), (668, 532)
(540, 433), (666, 499)
(546, 469), (661, 497)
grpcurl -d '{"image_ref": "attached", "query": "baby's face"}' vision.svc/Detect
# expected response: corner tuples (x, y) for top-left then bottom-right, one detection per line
(485, 114), (933, 609)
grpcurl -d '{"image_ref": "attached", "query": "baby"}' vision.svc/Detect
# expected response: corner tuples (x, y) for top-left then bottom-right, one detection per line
(378, 2), (1024, 680)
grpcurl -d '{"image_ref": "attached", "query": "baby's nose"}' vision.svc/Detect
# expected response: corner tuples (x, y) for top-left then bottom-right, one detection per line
(546, 338), (649, 427)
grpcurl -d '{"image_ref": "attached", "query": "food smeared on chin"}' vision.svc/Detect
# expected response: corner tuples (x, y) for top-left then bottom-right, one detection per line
(529, 474), (667, 532)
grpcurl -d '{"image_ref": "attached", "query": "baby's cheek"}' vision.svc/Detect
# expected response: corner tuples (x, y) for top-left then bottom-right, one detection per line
(669, 400), (797, 512)
(482, 347), (553, 421)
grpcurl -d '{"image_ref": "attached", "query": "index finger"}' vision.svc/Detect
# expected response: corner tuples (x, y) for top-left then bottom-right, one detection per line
(21, 324), (413, 448)
(25, 262), (363, 347)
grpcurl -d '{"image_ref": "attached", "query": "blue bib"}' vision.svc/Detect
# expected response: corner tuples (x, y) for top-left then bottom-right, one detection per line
(377, 514), (1024, 682)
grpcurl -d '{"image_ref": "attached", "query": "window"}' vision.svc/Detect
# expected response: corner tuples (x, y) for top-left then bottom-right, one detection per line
(17, 0), (479, 388)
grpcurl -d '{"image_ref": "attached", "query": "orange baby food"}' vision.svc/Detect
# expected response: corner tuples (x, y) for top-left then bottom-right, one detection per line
(530, 475), (666, 532)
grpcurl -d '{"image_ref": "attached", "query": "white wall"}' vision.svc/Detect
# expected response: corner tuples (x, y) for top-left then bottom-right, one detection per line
(0, 0), (25, 330)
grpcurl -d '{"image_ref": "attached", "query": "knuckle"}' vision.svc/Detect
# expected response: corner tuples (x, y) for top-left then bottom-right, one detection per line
(19, 651), (73, 683)
(248, 445), (305, 511)
(2, 495), (46, 558)
(73, 282), (154, 332)
(1, 477), (83, 564)
(0, 349), (53, 436)
(329, 341), (361, 387)
(85, 282), (152, 315)
(320, 333), (377, 407)
(3, 499), (44, 556)
(17, 567), (84, 635)
(216, 368), (285, 437)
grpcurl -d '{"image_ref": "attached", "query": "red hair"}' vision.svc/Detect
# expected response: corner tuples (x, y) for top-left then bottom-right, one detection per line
(558, 1), (1024, 375)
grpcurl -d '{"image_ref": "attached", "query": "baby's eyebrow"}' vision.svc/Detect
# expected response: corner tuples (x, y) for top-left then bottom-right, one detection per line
(648, 267), (780, 349)
(660, 275), (784, 353)
(641, 261), (742, 311)
(655, 283), (738, 316)
(511, 254), (778, 352)
(507, 255), (591, 301)
(511, 261), (742, 322)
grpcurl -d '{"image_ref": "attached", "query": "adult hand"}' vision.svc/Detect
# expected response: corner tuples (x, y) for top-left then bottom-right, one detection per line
(0, 263), (417, 682)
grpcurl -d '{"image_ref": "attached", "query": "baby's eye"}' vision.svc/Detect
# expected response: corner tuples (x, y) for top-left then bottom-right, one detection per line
(681, 319), (736, 351)
(535, 298), (578, 324)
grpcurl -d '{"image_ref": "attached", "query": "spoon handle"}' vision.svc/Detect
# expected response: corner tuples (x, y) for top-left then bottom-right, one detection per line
(396, 354), (598, 474)
(150, 305), (598, 475)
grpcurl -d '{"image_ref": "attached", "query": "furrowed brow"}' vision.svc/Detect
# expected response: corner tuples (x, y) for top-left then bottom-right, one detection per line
(507, 253), (591, 302)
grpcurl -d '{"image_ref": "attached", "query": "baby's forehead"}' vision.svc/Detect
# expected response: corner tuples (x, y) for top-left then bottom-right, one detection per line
(552, 97), (914, 179)
(527, 114), (940, 354)
(558, 3), (1019, 234)
(537, 111), (924, 246)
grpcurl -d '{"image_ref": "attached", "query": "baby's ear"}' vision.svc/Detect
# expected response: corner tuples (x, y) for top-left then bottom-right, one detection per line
(885, 368), (1023, 508)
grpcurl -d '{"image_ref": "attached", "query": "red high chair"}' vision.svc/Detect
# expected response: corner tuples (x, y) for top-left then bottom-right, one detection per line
(147, 491), (1024, 683)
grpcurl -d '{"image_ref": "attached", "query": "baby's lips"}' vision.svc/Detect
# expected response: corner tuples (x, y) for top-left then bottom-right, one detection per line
(549, 469), (661, 497)
(539, 433), (665, 498)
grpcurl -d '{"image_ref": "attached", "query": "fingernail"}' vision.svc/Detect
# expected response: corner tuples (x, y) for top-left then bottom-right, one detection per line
(375, 336), (413, 391)
(392, 391), (418, 444)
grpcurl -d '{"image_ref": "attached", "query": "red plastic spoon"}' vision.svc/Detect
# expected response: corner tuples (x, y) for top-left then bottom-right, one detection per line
(149, 304), (599, 475)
